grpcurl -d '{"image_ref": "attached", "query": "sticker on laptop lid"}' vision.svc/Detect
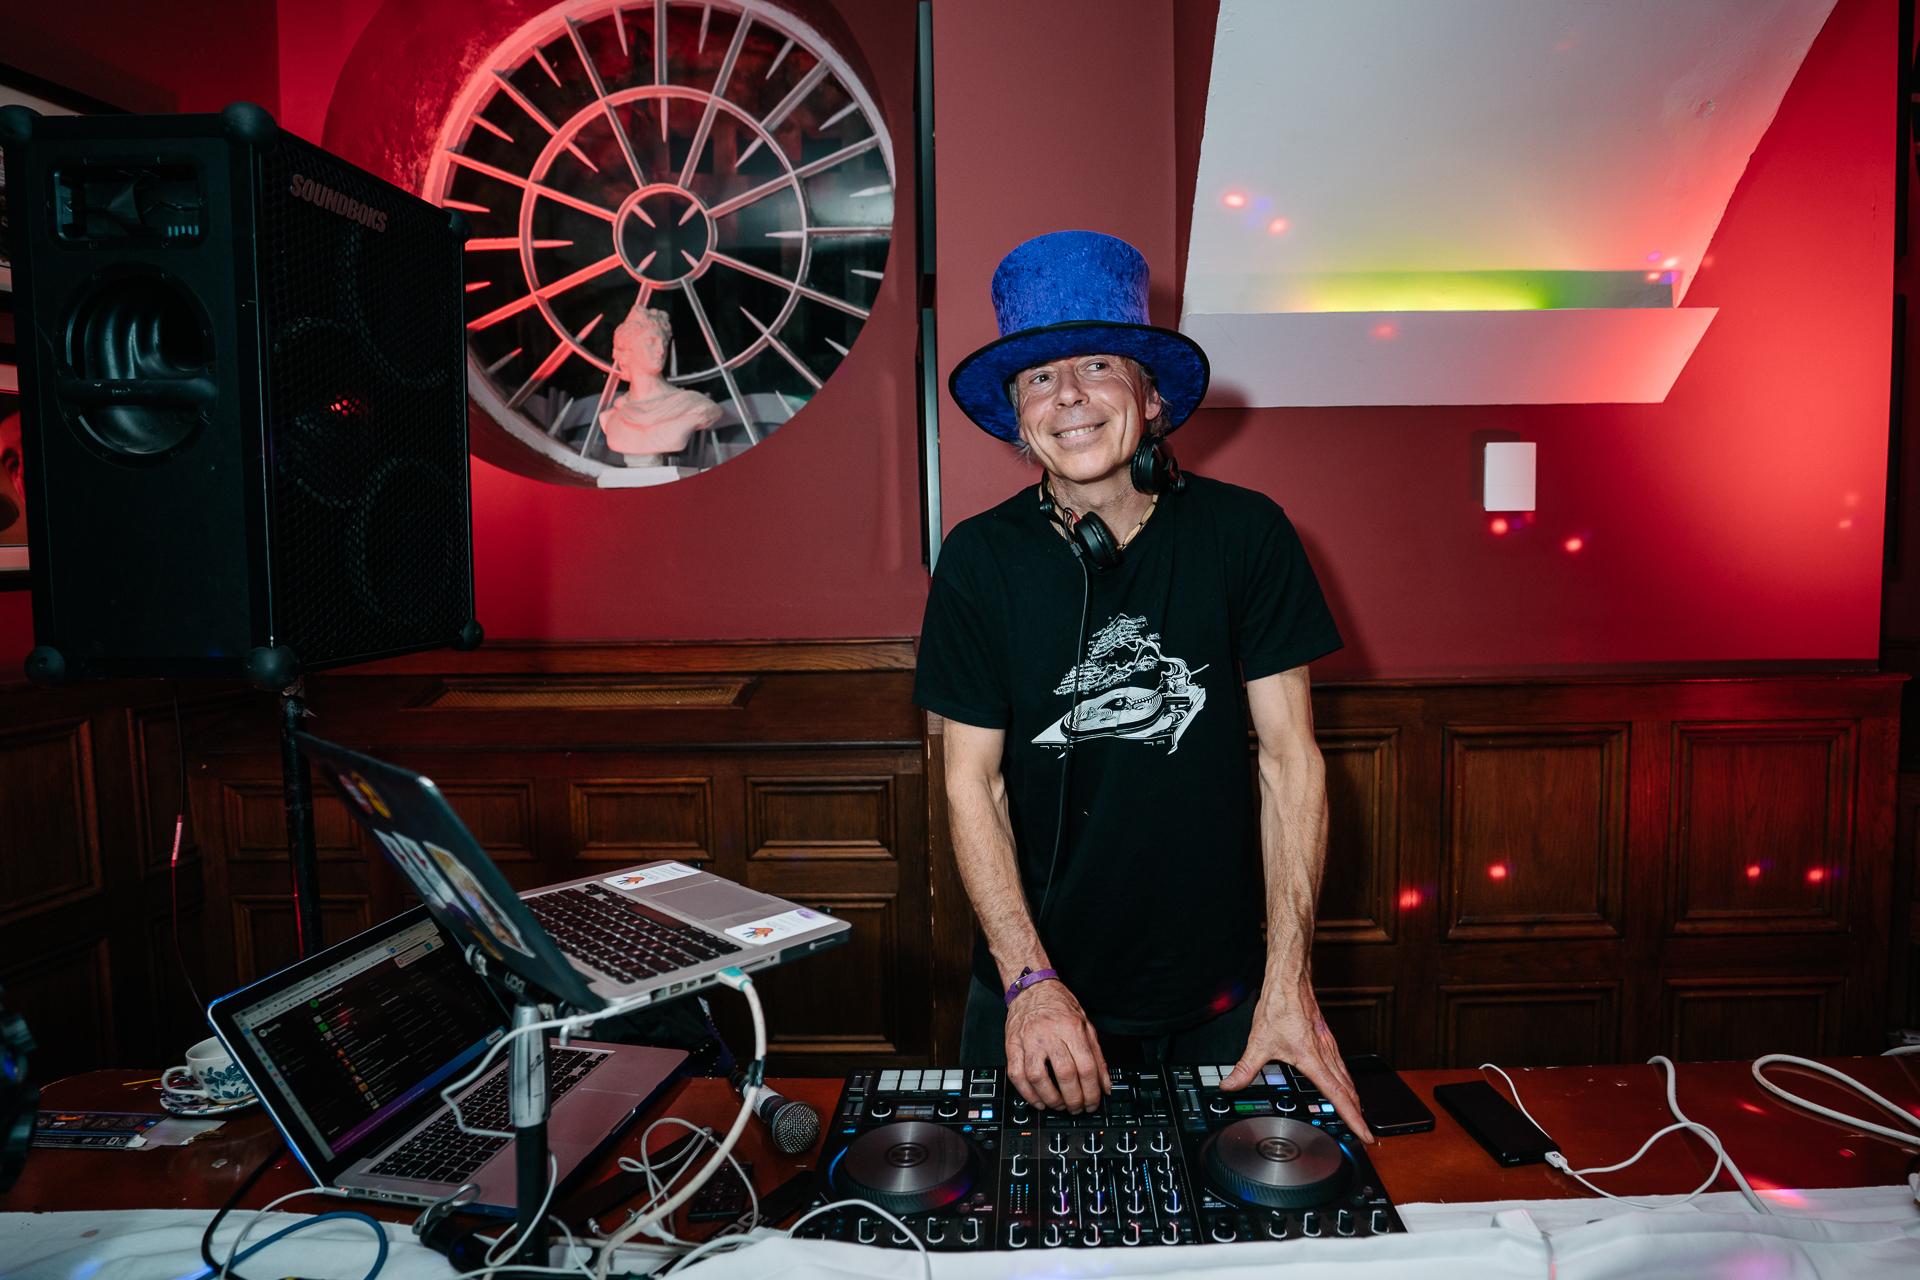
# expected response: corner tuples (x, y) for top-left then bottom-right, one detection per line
(725, 907), (830, 946)
(602, 862), (701, 891)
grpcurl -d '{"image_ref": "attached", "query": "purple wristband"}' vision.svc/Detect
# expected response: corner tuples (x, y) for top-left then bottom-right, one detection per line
(1004, 966), (1060, 1006)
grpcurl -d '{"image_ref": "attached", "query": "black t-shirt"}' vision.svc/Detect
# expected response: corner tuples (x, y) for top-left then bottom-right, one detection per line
(914, 474), (1342, 1036)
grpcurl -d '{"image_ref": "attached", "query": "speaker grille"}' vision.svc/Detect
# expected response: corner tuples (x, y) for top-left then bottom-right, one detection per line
(257, 140), (471, 666)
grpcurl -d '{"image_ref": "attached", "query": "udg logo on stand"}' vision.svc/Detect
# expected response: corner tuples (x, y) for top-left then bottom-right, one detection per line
(289, 173), (388, 231)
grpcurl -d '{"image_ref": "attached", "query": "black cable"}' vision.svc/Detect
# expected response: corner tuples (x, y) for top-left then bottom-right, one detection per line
(201, 1137), (285, 1280)
(170, 681), (206, 1013)
(1037, 555), (1093, 930)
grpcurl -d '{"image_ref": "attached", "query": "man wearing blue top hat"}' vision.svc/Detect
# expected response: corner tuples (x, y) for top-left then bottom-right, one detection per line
(914, 231), (1372, 1142)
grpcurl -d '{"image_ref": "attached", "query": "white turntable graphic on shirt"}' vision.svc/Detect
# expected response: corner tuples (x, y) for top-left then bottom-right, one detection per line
(1034, 614), (1208, 754)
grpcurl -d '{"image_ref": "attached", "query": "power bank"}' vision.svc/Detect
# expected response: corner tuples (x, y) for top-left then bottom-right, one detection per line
(1431, 1080), (1560, 1167)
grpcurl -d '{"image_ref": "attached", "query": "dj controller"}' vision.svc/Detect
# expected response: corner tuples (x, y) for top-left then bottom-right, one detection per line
(794, 1063), (1405, 1250)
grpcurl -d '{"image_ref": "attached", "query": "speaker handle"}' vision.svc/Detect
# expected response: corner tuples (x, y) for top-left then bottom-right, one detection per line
(25, 648), (67, 690)
(221, 102), (279, 150)
(0, 105), (38, 144)
(58, 377), (217, 409)
(245, 646), (300, 693)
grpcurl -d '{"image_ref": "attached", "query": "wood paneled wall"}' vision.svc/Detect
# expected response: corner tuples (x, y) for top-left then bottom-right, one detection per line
(181, 641), (929, 1077)
(0, 655), (1905, 1080)
(932, 672), (1904, 1068)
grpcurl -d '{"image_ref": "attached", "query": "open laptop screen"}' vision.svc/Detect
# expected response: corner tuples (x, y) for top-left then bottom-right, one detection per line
(225, 911), (506, 1162)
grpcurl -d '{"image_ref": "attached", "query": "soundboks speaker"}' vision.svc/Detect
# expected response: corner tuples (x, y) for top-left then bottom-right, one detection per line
(0, 102), (480, 689)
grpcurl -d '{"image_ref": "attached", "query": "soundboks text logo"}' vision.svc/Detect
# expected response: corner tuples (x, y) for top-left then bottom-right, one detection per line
(289, 173), (388, 232)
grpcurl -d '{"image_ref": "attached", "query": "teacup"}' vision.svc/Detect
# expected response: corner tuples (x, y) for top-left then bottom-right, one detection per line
(161, 1035), (256, 1104)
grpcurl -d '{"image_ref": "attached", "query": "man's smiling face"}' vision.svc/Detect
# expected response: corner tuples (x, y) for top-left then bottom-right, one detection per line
(1011, 354), (1162, 487)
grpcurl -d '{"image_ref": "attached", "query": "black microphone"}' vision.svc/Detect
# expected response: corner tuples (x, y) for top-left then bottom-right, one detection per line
(729, 1069), (821, 1155)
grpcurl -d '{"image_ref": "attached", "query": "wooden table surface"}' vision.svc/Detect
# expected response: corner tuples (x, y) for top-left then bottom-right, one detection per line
(6, 1057), (1917, 1230)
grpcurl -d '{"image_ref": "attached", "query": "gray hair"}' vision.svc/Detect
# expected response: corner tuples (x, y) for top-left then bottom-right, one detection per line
(1004, 355), (1164, 461)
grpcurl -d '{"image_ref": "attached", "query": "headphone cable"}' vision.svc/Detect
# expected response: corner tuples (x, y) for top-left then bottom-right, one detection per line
(1037, 556), (1092, 930)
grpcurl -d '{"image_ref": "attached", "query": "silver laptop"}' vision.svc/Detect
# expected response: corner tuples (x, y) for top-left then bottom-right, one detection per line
(294, 731), (853, 1012)
(208, 906), (687, 1212)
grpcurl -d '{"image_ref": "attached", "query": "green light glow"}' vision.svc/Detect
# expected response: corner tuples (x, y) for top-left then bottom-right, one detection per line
(1183, 270), (1676, 314)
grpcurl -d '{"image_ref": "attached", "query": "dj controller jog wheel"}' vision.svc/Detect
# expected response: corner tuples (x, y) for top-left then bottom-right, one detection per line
(1199, 1116), (1352, 1209)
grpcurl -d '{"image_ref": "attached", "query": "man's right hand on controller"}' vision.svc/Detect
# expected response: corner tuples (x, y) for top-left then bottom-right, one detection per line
(1005, 979), (1110, 1114)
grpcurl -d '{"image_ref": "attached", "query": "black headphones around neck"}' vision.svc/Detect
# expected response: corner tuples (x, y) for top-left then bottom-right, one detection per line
(1037, 435), (1185, 571)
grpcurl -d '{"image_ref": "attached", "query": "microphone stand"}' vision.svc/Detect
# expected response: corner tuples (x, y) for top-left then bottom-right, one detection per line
(463, 949), (568, 1276)
(279, 681), (324, 958)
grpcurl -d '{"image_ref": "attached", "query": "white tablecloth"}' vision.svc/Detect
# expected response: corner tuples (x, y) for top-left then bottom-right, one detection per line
(3, 1185), (1915, 1280)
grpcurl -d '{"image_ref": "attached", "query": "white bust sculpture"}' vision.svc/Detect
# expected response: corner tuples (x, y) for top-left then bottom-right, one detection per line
(599, 304), (723, 462)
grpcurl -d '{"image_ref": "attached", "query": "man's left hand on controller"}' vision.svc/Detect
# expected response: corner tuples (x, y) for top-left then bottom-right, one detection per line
(1219, 979), (1376, 1143)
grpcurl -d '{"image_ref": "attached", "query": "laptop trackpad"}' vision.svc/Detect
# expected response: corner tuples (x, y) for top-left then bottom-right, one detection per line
(654, 880), (786, 923)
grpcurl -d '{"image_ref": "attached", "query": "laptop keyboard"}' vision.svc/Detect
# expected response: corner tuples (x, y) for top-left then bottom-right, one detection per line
(367, 1046), (606, 1184)
(525, 884), (742, 986)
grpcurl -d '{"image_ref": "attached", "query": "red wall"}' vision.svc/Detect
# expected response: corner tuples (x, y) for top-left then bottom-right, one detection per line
(0, 0), (1897, 674)
(934, 0), (1896, 679)
(322, 0), (929, 642)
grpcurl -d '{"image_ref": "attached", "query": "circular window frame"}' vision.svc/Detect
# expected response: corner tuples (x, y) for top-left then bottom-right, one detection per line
(424, 0), (896, 488)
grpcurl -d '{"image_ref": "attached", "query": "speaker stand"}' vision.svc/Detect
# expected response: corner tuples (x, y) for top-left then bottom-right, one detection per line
(279, 681), (324, 959)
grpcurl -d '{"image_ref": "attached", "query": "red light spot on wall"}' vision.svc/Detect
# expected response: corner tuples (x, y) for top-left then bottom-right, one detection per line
(1267, 217), (1288, 234)
(1746, 864), (1761, 879)
(1223, 192), (1247, 208)
(1372, 322), (1397, 339)
(1738, 1101), (1765, 1114)
(1564, 537), (1584, 553)
(1490, 517), (1510, 535)
(1397, 889), (1423, 909)
(1488, 863), (1509, 880)
(1806, 867), (1825, 883)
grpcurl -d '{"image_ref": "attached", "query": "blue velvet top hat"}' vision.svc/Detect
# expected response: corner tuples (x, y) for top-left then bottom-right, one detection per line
(948, 231), (1210, 443)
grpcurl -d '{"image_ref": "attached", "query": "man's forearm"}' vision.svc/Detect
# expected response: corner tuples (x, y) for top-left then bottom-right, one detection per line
(1259, 747), (1328, 984)
(947, 769), (1050, 987)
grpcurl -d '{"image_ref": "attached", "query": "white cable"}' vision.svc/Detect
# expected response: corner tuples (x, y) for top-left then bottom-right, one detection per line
(592, 969), (765, 1280)
(1483, 1057), (1770, 1214)
(784, 1199), (934, 1280)
(1752, 1052), (1920, 1148)
(485, 1153), (560, 1266)
(219, 1187), (349, 1279)
(609, 1121), (762, 1244)
(441, 993), (655, 1138)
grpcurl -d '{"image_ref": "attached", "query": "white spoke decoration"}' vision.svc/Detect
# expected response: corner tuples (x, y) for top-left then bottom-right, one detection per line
(491, 70), (599, 172)
(765, 38), (794, 78)
(679, 278), (758, 443)
(738, 305), (822, 390)
(655, 0), (670, 139)
(732, 61), (828, 169)
(467, 254), (625, 329)
(709, 251), (870, 318)
(764, 226), (887, 239)
(565, 16), (648, 187)
(508, 312), (604, 409)
(681, 15), (752, 188)
(446, 151), (620, 220)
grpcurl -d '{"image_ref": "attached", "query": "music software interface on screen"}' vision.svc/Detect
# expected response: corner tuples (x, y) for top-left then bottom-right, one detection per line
(235, 918), (505, 1158)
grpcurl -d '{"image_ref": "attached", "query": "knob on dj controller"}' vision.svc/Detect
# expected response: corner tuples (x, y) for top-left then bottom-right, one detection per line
(1199, 1117), (1353, 1210)
(835, 1121), (979, 1214)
